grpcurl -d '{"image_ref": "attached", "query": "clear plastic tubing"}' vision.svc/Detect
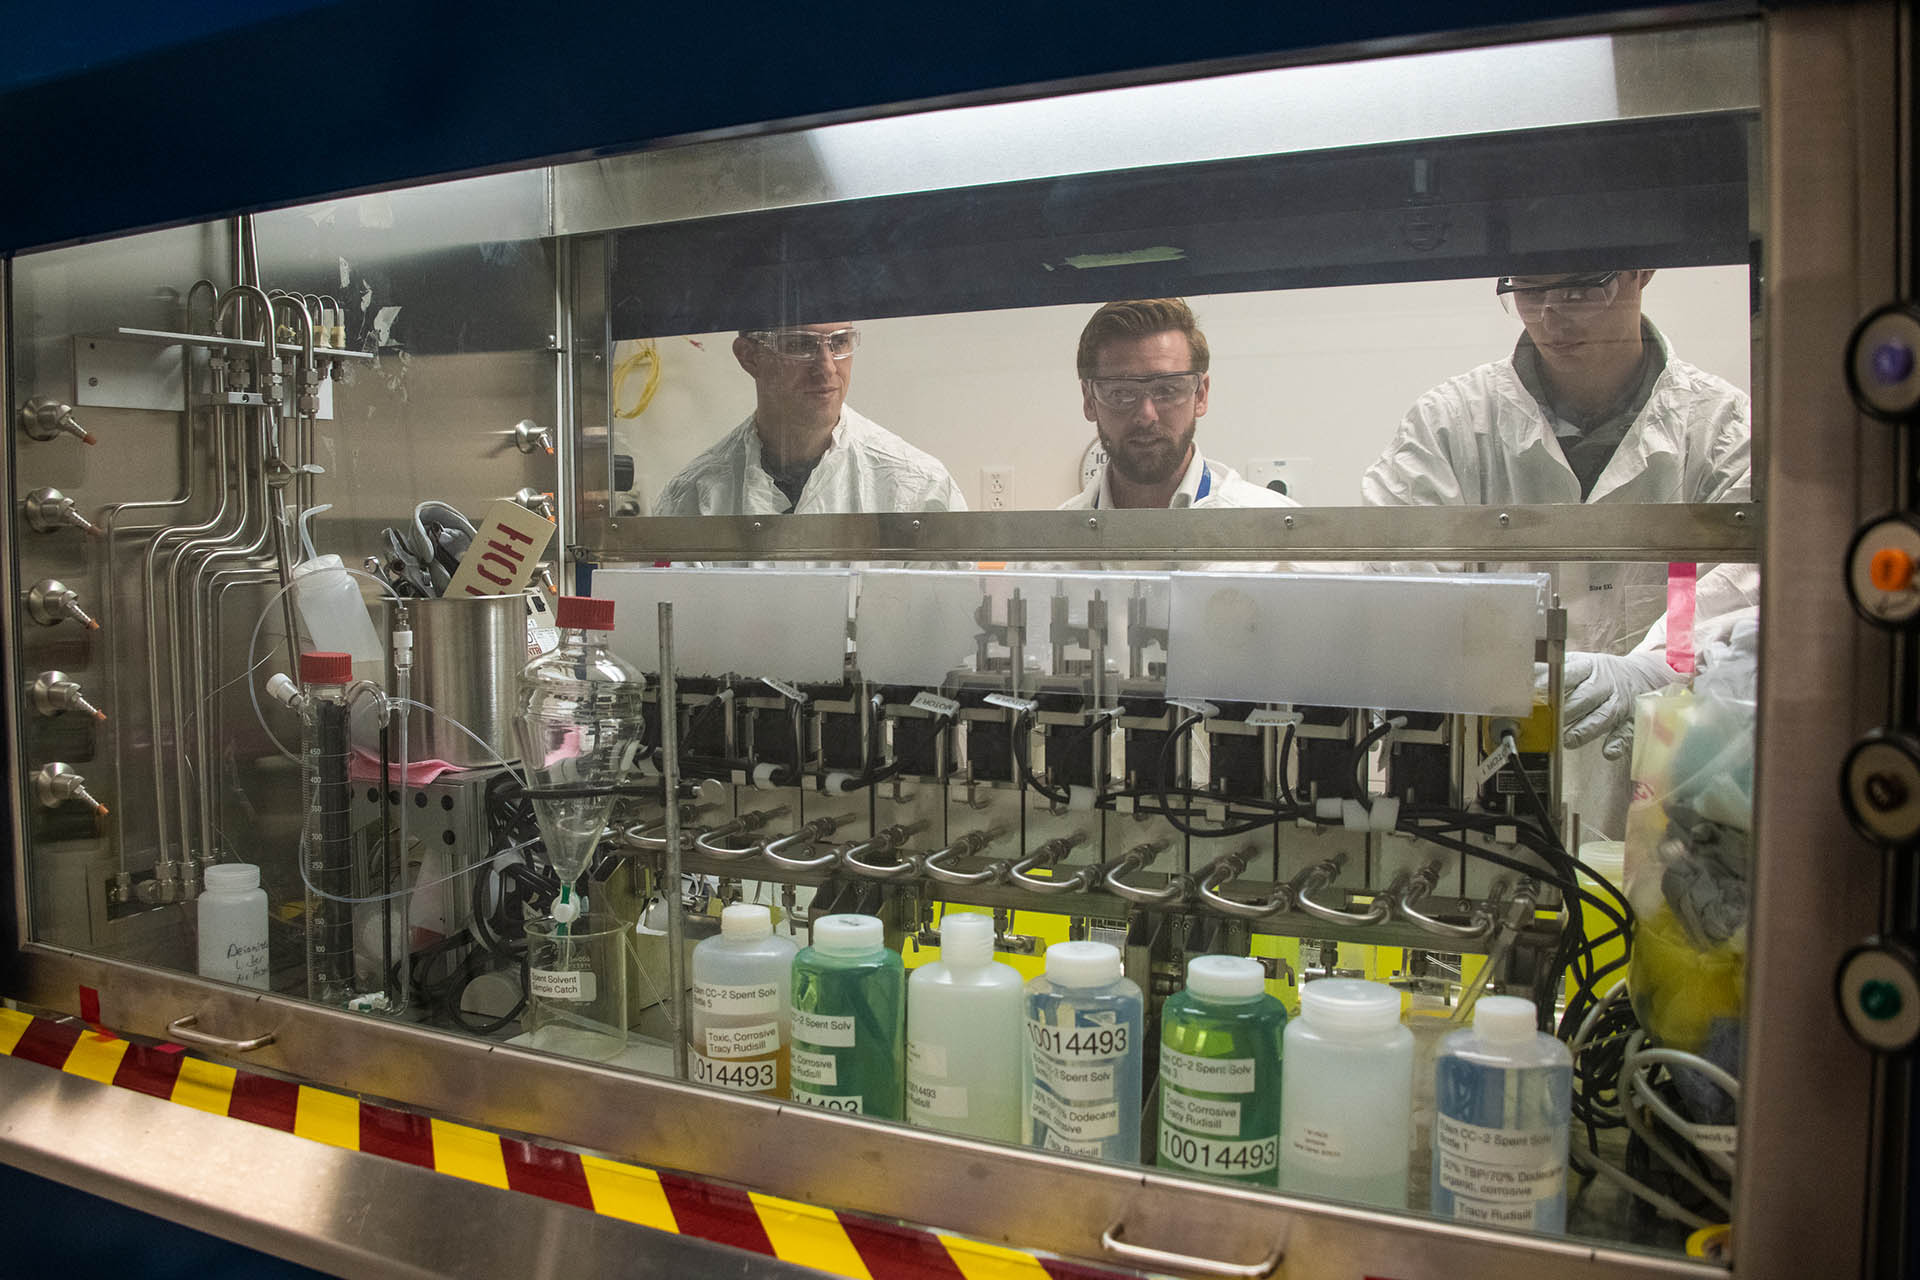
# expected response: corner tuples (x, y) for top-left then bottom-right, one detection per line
(1279, 977), (1414, 1209)
(198, 862), (269, 990)
(300, 650), (356, 1004)
(1024, 940), (1143, 1162)
(790, 914), (905, 1118)
(906, 912), (1025, 1142)
(1157, 954), (1288, 1186)
(690, 904), (798, 1098)
(1432, 995), (1573, 1231)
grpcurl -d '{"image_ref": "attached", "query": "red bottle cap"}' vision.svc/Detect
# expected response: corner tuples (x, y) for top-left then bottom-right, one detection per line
(556, 595), (616, 631)
(299, 651), (354, 685)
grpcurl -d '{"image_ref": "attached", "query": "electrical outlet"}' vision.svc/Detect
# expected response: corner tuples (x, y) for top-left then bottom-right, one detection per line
(1245, 457), (1310, 502)
(981, 466), (1014, 510)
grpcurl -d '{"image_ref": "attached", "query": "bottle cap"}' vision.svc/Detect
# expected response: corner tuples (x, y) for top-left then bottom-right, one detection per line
(1299, 977), (1401, 1035)
(721, 903), (773, 940)
(1044, 940), (1122, 988)
(202, 863), (260, 893)
(939, 912), (995, 967)
(811, 913), (884, 955)
(1185, 954), (1266, 1000)
(1471, 995), (1539, 1043)
(556, 595), (615, 631)
(298, 651), (353, 685)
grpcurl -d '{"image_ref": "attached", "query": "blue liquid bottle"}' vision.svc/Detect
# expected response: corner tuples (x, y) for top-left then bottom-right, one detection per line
(1432, 995), (1573, 1232)
(1023, 941), (1144, 1162)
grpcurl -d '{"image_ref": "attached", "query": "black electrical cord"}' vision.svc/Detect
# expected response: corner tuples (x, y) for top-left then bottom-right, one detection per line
(1348, 715), (1403, 810)
(1012, 710), (1074, 805)
(1147, 713), (1289, 838)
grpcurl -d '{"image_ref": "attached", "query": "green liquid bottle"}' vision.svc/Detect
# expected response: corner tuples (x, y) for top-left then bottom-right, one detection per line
(1157, 954), (1287, 1186)
(790, 913), (905, 1118)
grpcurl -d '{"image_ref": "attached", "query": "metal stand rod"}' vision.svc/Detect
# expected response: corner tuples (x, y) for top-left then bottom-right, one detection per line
(658, 601), (688, 1081)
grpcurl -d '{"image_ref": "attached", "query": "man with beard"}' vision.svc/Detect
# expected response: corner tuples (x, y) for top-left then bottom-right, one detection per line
(654, 320), (964, 516)
(1061, 299), (1298, 511)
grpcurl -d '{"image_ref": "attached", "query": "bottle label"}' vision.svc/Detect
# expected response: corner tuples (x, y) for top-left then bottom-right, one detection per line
(1042, 1129), (1106, 1157)
(1163, 1089), (1242, 1137)
(1286, 1125), (1345, 1164)
(1159, 1129), (1280, 1177)
(690, 1050), (778, 1093)
(906, 1077), (969, 1120)
(1030, 1088), (1120, 1142)
(692, 982), (781, 1016)
(705, 1022), (780, 1059)
(907, 1040), (947, 1078)
(530, 968), (596, 1002)
(792, 1091), (863, 1115)
(1434, 1113), (1564, 1205)
(791, 1049), (838, 1087)
(1160, 1045), (1256, 1093)
(1027, 1019), (1130, 1063)
(792, 1011), (857, 1048)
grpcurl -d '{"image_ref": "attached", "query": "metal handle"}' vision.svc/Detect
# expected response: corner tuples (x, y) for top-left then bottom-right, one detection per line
(762, 817), (844, 869)
(922, 829), (1008, 885)
(1006, 832), (1092, 892)
(1291, 859), (1390, 927)
(690, 806), (792, 860)
(1100, 1223), (1281, 1278)
(1395, 863), (1496, 941)
(166, 1014), (275, 1054)
(1196, 847), (1289, 919)
(1103, 840), (1187, 904)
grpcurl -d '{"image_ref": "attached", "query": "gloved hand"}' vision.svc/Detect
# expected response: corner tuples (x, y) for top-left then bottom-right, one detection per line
(1561, 649), (1678, 758)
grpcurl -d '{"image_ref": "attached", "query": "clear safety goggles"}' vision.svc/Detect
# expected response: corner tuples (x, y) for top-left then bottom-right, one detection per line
(1494, 271), (1621, 315)
(751, 327), (861, 361)
(1084, 371), (1204, 411)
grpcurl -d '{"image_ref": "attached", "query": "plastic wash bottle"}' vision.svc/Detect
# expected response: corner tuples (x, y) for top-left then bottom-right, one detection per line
(1024, 940), (1144, 1161)
(790, 913), (905, 1118)
(1432, 995), (1573, 1231)
(1157, 954), (1287, 1185)
(690, 903), (798, 1097)
(906, 911), (1024, 1141)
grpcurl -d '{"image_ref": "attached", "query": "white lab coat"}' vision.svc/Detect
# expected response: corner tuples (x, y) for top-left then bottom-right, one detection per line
(1361, 323), (1755, 838)
(652, 406), (966, 516)
(1061, 449), (1301, 511)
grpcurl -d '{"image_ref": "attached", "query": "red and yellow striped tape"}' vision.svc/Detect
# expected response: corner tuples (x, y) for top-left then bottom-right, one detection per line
(0, 1007), (1139, 1280)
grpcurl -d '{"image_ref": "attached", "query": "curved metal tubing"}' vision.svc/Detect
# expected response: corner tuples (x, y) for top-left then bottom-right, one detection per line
(761, 816), (846, 870)
(921, 828), (1010, 886)
(1006, 832), (1093, 893)
(689, 806), (792, 860)
(1395, 862), (1497, 941)
(1196, 846), (1289, 919)
(1291, 859), (1391, 927)
(840, 828), (926, 880)
(1102, 840), (1188, 905)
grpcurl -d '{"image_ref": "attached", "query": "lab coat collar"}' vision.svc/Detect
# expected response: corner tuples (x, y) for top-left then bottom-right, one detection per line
(1093, 446), (1212, 509)
(739, 411), (849, 514)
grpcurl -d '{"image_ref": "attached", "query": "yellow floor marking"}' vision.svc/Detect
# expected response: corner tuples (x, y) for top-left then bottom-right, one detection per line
(940, 1234), (1054, 1280)
(171, 1056), (237, 1115)
(431, 1118), (510, 1189)
(0, 1007), (34, 1055)
(580, 1154), (679, 1233)
(293, 1084), (361, 1150)
(749, 1193), (874, 1279)
(61, 1033), (129, 1083)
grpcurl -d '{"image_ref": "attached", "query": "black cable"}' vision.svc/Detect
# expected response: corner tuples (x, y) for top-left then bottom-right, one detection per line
(1013, 710), (1073, 805)
(1148, 713), (1288, 837)
(1348, 715), (1402, 809)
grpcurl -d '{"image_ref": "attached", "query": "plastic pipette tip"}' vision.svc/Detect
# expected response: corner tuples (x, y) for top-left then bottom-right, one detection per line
(91, 710), (108, 722)
(82, 618), (100, 631)
(93, 803), (109, 816)
(77, 430), (97, 446)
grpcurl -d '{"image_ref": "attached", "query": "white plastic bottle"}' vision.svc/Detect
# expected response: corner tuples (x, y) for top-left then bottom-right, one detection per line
(1432, 995), (1573, 1232)
(198, 863), (269, 990)
(690, 904), (798, 1098)
(907, 912), (1024, 1141)
(1024, 940), (1144, 1161)
(1278, 977), (1413, 1208)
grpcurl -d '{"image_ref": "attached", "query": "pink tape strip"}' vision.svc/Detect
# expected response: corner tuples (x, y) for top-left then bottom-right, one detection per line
(1666, 561), (1698, 676)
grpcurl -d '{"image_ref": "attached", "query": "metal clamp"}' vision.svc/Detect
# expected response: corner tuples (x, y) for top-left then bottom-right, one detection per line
(1100, 1223), (1281, 1278)
(165, 1014), (275, 1055)
(1102, 840), (1188, 905)
(1291, 858), (1391, 927)
(922, 828), (1011, 885)
(690, 806), (792, 860)
(1196, 846), (1290, 919)
(1007, 832), (1094, 893)
(841, 822), (929, 879)
(761, 816), (847, 870)
(1395, 862), (1498, 941)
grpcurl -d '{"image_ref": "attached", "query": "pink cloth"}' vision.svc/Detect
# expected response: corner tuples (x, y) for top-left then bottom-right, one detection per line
(350, 750), (460, 786)
(1665, 561), (1698, 676)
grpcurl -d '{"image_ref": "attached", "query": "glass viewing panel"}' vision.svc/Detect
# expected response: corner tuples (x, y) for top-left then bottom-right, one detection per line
(7, 17), (1759, 1268)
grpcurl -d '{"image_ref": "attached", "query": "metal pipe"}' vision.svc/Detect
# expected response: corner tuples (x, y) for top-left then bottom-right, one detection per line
(690, 807), (794, 859)
(1196, 846), (1290, 920)
(762, 816), (844, 869)
(1102, 840), (1187, 905)
(834, 821), (928, 877)
(1395, 862), (1498, 941)
(1291, 857), (1392, 927)
(1006, 831), (1093, 893)
(659, 602), (687, 1081)
(921, 828), (1011, 886)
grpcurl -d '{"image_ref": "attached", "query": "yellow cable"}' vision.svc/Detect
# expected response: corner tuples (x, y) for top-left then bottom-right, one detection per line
(613, 339), (662, 419)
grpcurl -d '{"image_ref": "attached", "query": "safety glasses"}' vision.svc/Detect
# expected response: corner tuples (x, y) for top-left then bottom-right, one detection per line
(1495, 271), (1621, 315)
(751, 327), (861, 361)
(1084, 371), (1204, 411)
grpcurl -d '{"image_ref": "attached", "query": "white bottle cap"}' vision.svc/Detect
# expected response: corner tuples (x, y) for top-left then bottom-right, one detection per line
(939, 912), (995, 967)
(1299, 977), (1401, 1034)
(1185, 954), (1265, 1000)
(1044, 940), (1122, 988)
(721, 903), (773, 940)
(1471, 995), (1539, 1043)
(202, 863), (260, 893)
(812, 913), (885, 955)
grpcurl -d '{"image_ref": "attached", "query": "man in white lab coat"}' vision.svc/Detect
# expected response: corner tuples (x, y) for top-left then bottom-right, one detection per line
(653, 321), (965, 516)
(1062, 299), (1299, 512)
(1361, 269), (1755, 838)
